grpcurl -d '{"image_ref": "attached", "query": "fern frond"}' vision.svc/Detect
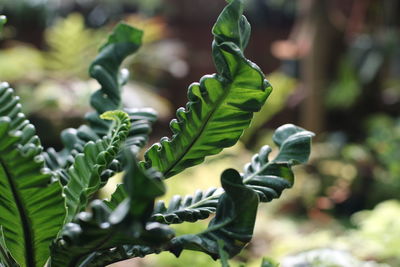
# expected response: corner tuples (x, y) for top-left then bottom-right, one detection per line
(63, 110), (131, 223)
(0, 82), (65, 267)
(151, 188), (221, 224)
(44, 13), (102, 79)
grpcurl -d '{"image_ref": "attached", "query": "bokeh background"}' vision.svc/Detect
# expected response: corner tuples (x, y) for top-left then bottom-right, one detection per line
(1, 0), (400, 266)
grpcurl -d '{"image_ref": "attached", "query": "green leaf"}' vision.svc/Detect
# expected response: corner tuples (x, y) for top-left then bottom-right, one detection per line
(141, 0), (272, 178)
(87, 23), (143, 132)
(104, 113), (161, 212)
(50, 149), (173, 267)
(243, 124), (314, 202)
(272, 124), (314, 164)
(169, 168), (259, 258)
(63, 110), (131, 223)
(151, 188), (221, 224)
(151, 124), (313, 260)
(0, 83), (65, 267)
(123, 108), (157, 154)
(44, 23), (150, 173)
(151, 124), (314, 226)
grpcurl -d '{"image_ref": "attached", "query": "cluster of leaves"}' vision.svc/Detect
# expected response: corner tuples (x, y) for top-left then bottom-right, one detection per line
(0, 0), (313, 266)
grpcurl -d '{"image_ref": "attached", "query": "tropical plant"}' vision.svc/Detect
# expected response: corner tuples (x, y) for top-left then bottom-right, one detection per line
(0, 0), (313, 266)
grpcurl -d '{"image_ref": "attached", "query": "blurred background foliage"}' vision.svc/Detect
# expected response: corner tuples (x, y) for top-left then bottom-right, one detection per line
(1, 0), (400, 266)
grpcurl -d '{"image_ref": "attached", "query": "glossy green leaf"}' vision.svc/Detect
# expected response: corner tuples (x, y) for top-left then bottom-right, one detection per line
(141, 0), (272, 178)
(0, 83), (65, 267)
(123, 108), (157, 155)
(151, 188), (221, 224)
(63, 110), (131, 223)
(243, 124), (314, 202)
(50, 149), (173, 267)
(169, 168), (259, 258)
(145, 124), (313, 260)
(84, 24), (146, 154)
(151, 124), (314, 226)
(87, 23), (143, 127)
(272, 124), (314, 164)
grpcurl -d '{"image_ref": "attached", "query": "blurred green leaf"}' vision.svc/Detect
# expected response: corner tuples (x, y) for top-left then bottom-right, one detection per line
(326, 57), (361, 109)
(0, 46), (43, 82)
(44, 13), (104, 79)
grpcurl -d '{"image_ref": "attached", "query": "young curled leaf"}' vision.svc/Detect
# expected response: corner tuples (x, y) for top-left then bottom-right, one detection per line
(141, 0), (272, 178)
(63, 111), (131, 223)
(242, 124), (314, 202)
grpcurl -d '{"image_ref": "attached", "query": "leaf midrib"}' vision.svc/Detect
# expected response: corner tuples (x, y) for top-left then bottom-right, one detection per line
(0, 158), (35, 267)
(163, 74), (236, 178)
